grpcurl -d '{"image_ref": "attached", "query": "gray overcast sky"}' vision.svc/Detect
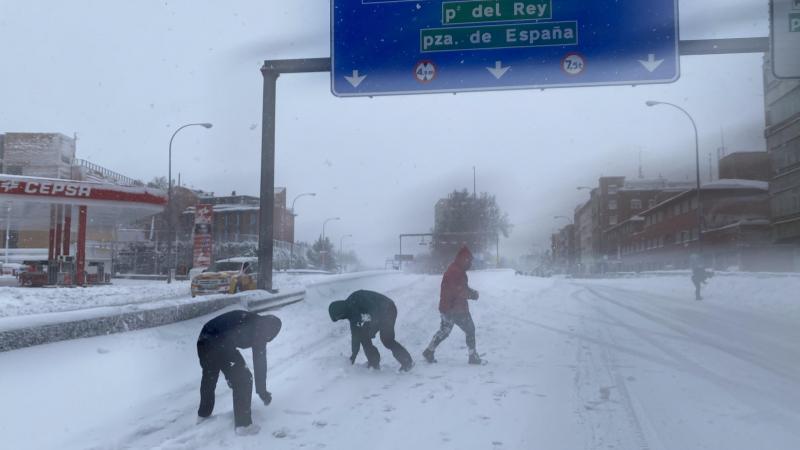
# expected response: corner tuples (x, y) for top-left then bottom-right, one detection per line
(0, 0), (770, 265)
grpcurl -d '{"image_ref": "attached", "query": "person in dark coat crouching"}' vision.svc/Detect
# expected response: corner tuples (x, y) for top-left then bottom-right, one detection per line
(196, 310), (281, 436)
(329, 290), (414, 372)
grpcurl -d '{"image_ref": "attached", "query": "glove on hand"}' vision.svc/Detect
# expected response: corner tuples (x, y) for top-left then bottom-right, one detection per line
(258, 391), (272, 406)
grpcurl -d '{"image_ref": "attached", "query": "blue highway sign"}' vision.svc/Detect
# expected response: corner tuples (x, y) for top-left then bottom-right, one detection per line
(331, 0), (680, 96)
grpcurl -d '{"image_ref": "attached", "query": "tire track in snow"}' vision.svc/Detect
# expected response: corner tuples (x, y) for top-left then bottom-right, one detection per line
(569, 289), (653, 450)
(581, 284), (800, 383)
(575, 285), (800, 440)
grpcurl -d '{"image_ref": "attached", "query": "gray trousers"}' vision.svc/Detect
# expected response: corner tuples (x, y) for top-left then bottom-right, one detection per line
(427, 312), (476, 352)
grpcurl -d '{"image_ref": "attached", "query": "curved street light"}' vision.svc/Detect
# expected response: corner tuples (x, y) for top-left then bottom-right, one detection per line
(167, 122), (212, 283)
(554, 215), (573, 224)
(645, 100), (703, 246)
(291, 192), (316, 217)
(322, 217), (341, 242)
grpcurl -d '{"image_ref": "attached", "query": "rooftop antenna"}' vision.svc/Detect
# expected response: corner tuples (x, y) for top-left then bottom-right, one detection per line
(638, 148), (644, 179)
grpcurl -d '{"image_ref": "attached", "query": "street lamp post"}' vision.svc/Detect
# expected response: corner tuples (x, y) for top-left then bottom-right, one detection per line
(167, 122), (212, 283)
(3, 204), (10, 265)
(321, 217), (340, 270)
(646, 100), (703, 247)
(339, 234), (352, 273)
(289, 192), (316, 268)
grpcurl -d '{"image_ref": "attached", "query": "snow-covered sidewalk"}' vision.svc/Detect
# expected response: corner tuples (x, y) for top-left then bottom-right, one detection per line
(0, 271), (798, 450)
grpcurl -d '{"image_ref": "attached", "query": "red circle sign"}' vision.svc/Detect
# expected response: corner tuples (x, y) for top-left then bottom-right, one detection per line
(414, 60), (437, 83)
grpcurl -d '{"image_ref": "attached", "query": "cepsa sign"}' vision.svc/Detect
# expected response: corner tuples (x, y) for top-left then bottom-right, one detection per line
(0, 179), (92, 198)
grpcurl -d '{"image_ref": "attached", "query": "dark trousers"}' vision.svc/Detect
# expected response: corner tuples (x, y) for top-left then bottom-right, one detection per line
(427, 311), (476, 352)
(692, 277), (702, 300)
(364, 303), (413, 368)
(197, 341), (253, 427)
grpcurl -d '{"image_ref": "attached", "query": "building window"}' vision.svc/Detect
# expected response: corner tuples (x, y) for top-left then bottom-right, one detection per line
(631, 199), (642, 210)
(649, 198), (657, 208)
(608, 185), (619, 195)
(250, 214), (257, 226)
(608, 199), (617, 210)
(5, 165), (22, 175)
(609, 215), (618, 225)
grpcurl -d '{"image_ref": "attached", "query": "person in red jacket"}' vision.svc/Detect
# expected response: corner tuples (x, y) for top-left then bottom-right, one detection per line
(422, 246), (482, 365)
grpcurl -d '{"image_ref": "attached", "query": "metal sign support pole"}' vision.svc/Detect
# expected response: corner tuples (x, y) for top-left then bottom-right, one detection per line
(257, 58), (331, 291)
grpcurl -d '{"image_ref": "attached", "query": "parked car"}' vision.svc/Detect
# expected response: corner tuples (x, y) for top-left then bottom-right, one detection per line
(18, 260), (50, 287)
(190, 257), (258, 297)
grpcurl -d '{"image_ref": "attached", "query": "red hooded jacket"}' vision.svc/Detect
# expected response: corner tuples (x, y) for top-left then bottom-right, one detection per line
(439, 247), (475, 314)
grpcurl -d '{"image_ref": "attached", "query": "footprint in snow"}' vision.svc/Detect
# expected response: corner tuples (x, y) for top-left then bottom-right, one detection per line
(272, 428), (291, 439)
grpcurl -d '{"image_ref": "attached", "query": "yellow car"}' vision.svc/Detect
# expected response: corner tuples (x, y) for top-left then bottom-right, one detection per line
(190, 257), (259, 297)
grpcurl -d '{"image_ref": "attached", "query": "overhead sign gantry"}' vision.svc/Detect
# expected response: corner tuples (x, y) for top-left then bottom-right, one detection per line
(331, 0), (680, 96)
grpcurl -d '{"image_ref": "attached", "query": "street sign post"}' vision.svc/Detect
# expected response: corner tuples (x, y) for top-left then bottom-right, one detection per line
(331, 0), (679, 96)
(771, 0), (800, 78)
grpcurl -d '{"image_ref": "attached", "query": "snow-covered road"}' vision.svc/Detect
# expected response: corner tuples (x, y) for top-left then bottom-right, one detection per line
(1, 271), (798, 449)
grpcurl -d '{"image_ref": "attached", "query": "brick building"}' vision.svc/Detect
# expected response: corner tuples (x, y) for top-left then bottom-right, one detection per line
(604, 180), (778, 272)
(180, 189), (294, 244)
(718, 152), (771, 181)
(551, 224), (576, 272)
(574, 199), (593, 271)
(571, 176), (691, 273)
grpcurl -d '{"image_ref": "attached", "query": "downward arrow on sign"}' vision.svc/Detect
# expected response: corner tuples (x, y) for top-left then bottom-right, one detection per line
(486, 61), (510, 79)
(344, 70), (367, 88)
(638, 54), (664, 73)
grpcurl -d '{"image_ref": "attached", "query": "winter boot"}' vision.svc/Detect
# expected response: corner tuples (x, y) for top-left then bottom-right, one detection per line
(235, 424), (261, 436)
(468, 350), (483, 365)
(399, 360), (415, 372)
(422, 348), (437, 363)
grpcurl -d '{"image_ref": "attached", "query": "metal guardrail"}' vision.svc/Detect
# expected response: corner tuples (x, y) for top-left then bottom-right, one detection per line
(73, 159), (141, 186)
(0, 289), (305, 352)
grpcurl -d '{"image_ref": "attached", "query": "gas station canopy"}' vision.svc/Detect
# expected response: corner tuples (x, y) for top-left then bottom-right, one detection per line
(0, 175), (166, 230)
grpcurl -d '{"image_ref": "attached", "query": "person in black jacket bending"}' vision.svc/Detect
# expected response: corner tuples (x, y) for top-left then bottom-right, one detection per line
(329, 290), (414, 372)
(196, 310), (282, 435)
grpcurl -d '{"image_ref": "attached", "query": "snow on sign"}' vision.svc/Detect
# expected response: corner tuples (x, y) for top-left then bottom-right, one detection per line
(331, 0), (679, 96)
(771, 0), (800, 78)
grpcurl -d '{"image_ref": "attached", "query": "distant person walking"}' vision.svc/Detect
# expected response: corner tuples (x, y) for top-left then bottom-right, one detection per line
(690, 254), (712, 300)
(423, 246), (483, 365)
(196, 310), (282, 435)
(328, 290), (414, 372)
